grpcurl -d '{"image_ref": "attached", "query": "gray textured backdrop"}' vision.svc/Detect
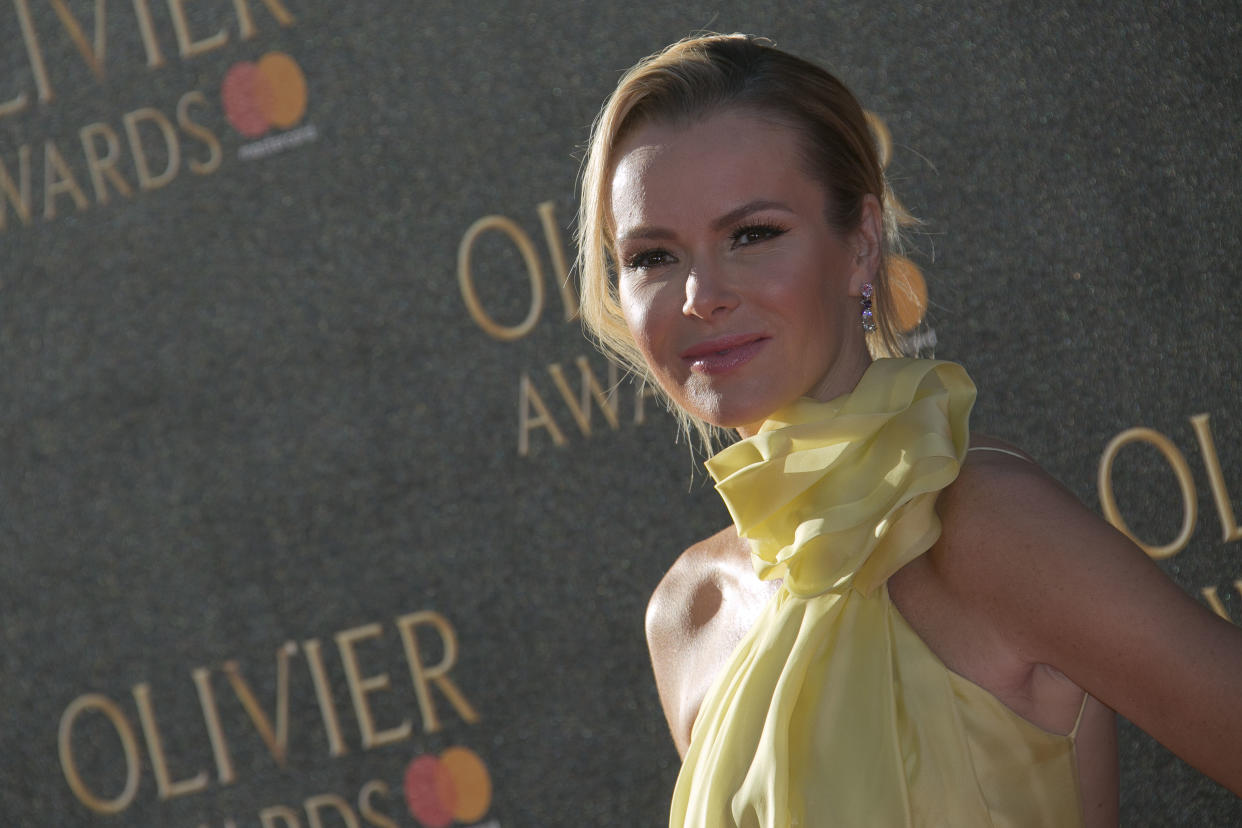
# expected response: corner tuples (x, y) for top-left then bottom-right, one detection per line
(2, 1), (1240, 825)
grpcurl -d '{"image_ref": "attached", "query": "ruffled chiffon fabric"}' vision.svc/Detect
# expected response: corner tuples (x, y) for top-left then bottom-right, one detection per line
(670, 359), (1083, 828)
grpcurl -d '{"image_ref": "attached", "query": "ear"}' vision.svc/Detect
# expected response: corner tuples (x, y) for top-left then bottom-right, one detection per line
(847, 194), (883, 296)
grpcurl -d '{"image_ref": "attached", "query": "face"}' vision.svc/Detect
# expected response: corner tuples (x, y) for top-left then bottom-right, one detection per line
(609, 109), (877, 436)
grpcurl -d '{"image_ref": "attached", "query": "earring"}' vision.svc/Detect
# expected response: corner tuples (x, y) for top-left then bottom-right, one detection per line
(860, 282), (876, 333)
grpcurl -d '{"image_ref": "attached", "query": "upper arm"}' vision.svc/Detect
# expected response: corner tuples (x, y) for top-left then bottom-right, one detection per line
(645, 563), (695, 758)
(645, 527), (743, 758)
(938, 461), (1242, 794)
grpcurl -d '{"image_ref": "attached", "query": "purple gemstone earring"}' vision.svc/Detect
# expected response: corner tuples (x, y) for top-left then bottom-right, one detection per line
(860, 282), (876, 333)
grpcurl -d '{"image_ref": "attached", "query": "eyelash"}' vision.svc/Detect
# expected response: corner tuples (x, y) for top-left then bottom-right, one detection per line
(624, 222), (789, 271)
(625, 249), (673, 270)
(730, 222), (788, 247)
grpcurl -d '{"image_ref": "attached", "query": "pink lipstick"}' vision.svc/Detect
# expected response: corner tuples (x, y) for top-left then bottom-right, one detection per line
(680, 333), (768, 374)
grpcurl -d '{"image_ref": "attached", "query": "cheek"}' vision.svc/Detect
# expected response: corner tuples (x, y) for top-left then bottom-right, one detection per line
(781, 263), (846, 327)
(619, 280), (664, 355)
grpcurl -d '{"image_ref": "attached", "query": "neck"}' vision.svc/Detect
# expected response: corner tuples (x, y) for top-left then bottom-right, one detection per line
(806, 346), (873, 407)
(735, 344), (874, 439)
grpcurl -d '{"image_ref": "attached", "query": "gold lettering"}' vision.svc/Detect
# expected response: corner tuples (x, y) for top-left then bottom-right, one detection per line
(1098, 427), (1197, 559)
(132, 682), (210, 800)
(0, 90), (28, 119)
(57, 694), (141, 814)
(80, 122), (134, 204)
(864, 111), (909, 219)
(221, 641), (297, 766)
(123, 107), (180, 190)
(301, 638), (348, 756)
(168, 0), (229, 58)
(358, 780), (400, 828)
(260, 805), (302, 828)
(634, 379), (659, 425)
(1190, 413), (1242, 543)
(457, 214), (545, 340)
(1201, 579), (1242, 624)
(177, 91), (222, 175)
(131, 0), (167, 67)
(0, 144), (33, 229)
(43, 139), (89, 220)
(14, 0), (53, 103)
(518, 372), (567, 456)
(48, 0), (106, 80)
(191, 667), (235, 785)
(867, 111), (892, 169)
(547, 356), (619, 436)
(395, 610), (480, 733)
(305, 794), (360, 828)
(536, 199), (577, 321)
(335, 623), (412, 750)
(232, 0), (295, 39)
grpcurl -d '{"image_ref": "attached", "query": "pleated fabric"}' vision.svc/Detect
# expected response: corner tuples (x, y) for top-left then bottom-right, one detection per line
(670, 359), (1083, 828)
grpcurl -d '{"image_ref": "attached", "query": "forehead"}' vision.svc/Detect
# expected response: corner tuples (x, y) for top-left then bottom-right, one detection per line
(609, 110), (818, 235)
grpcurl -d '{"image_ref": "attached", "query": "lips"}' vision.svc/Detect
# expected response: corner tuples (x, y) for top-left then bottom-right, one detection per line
(680, 333), (769, 374)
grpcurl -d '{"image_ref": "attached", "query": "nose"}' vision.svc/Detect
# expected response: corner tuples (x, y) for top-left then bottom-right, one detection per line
(681, 263), (738, 320)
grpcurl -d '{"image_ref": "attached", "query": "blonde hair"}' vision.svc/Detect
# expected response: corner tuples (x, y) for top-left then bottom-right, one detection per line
(577, 33), (916, 450)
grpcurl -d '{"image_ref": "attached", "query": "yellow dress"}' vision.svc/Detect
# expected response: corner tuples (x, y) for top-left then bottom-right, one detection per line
(670, 358), (1084, 828)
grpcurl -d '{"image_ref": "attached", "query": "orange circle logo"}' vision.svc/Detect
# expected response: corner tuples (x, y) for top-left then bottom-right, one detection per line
(221, 52), (308, 138)
(888, 254), (928, 332)
(404, 747), (493, 827)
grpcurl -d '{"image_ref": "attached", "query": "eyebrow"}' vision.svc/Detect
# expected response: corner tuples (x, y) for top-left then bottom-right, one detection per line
(616, 199), (794, 243)
(710, 200), (793, 232)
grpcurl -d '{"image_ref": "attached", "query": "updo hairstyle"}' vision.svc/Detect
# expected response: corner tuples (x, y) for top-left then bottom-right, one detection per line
(576, 33), (917, 447)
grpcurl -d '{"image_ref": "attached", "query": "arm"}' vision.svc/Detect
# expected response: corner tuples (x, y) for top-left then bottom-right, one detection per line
(938, 460), (1242, 793)
(646, 557), (699, 759)
(646, 526), (766, 758)
(645, 530), (730, 759)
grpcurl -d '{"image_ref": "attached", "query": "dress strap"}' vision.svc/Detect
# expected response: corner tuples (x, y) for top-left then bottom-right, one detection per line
(967, 445), (1030, 462)
(1068, 691), (1091, 740)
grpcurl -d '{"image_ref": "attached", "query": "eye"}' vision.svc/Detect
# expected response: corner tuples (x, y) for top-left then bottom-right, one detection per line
(730, 223), (788, 248)
(624, 248), (677, 270)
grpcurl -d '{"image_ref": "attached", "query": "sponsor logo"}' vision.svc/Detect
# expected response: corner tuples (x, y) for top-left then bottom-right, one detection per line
(221, 51), (317, 160)
(405, 747), (494, 827)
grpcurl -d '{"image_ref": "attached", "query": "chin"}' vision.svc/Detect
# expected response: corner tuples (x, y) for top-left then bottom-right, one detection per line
(681, 388), (778, 435)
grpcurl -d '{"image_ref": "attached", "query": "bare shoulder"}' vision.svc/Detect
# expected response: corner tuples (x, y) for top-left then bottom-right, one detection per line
(929, 433), (1097, 606)
(645, 526), (761, 757)
(646, 526), (744, 647)
(927, 434), (1242, 793)
(894, 437), (1095, 700)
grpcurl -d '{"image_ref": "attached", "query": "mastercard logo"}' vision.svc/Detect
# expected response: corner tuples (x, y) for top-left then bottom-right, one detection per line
(221, 52), (308, 138)
(404, 747), (493, 827)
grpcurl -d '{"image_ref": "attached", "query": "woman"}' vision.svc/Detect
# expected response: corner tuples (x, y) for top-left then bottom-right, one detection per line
(576, 34), (1242, 827)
